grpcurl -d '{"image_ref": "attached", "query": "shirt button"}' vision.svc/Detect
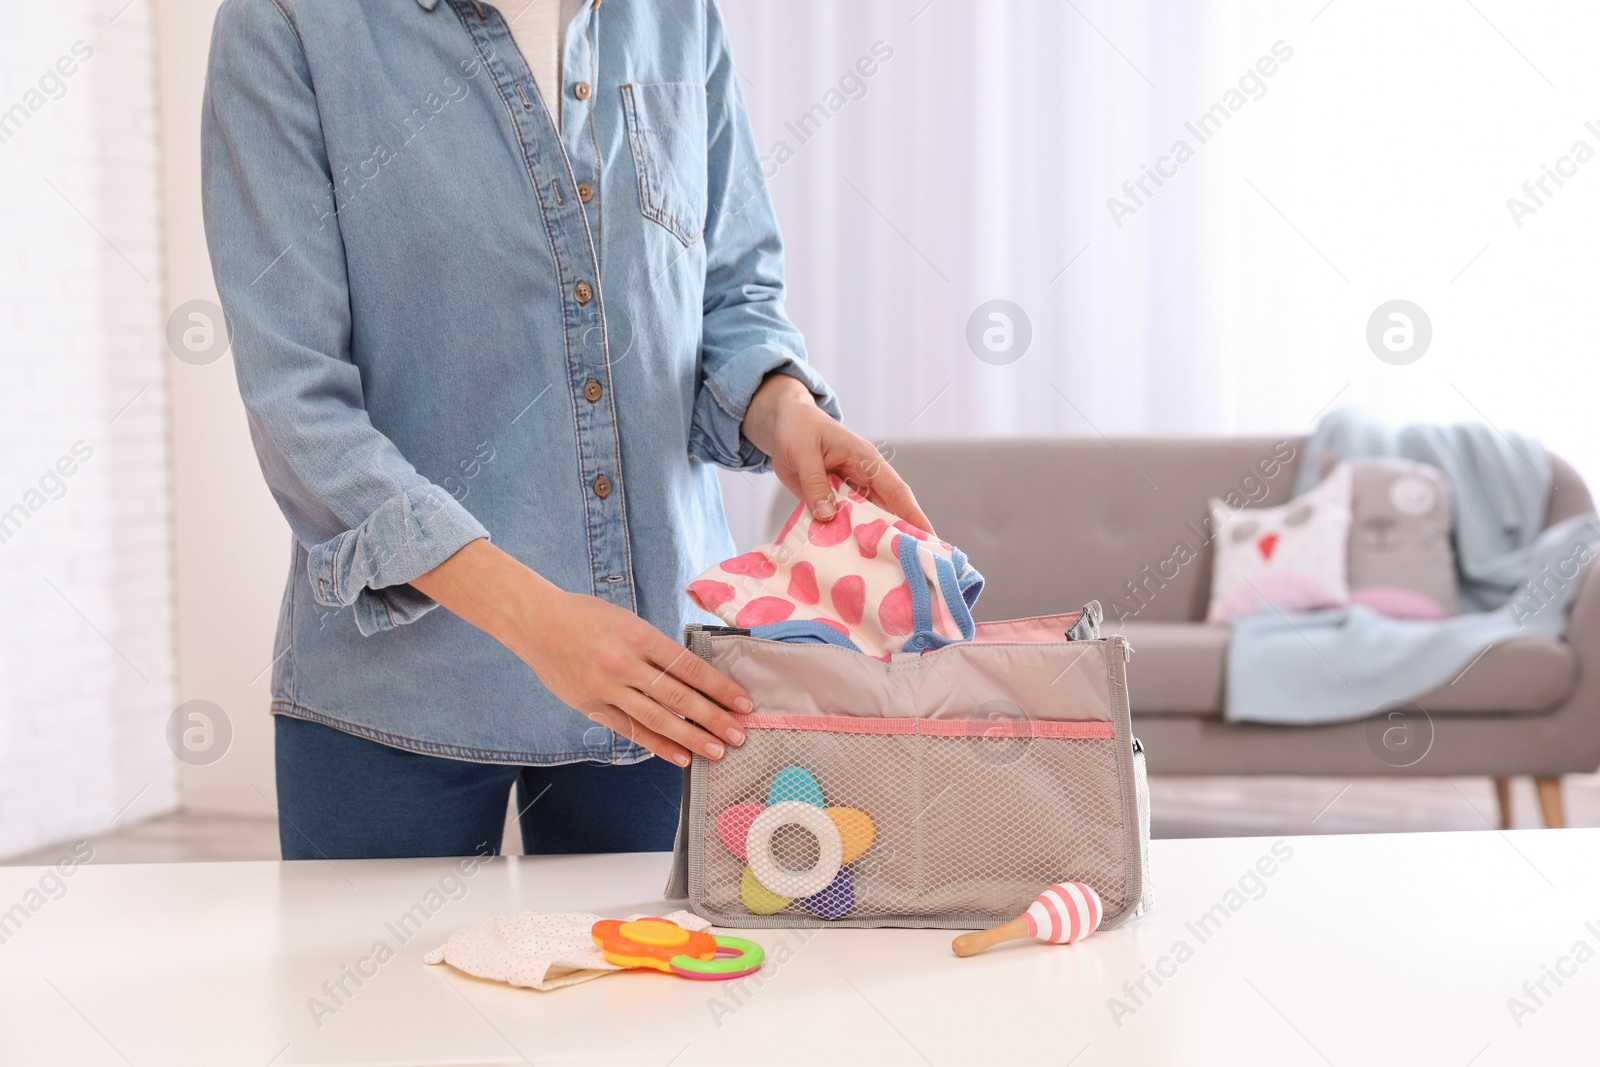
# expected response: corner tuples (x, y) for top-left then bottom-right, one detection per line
(574, 280), (593, 305)
(593, 474), (612, 499)
(577, 182), (594, 203)
(583, 378), (603, 402)
(574, 81), (592, 100)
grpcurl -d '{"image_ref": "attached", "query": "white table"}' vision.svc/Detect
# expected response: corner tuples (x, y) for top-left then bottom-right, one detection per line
(0, 830), (1593, 1066)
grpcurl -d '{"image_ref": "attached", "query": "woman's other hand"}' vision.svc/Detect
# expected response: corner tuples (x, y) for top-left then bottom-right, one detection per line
(741, 372), (936, 535)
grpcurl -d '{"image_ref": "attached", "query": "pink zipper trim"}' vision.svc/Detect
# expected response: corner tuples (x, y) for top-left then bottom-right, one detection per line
(739, 714), (1113, 738)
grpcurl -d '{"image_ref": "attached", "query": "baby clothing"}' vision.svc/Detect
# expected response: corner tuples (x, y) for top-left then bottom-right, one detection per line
(688, 477), (984, 659)
(423, 909), (710, 992)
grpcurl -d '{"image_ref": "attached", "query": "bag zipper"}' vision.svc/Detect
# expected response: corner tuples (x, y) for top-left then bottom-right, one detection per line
(684, 623), (751, 637)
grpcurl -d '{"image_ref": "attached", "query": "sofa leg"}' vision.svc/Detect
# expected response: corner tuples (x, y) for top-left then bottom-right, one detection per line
(1535, 777), (1566, 829)
(1493, 777), (1514, 829)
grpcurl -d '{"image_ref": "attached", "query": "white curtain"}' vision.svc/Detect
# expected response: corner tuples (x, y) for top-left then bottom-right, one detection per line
(0, 2), (175, 856)
(718, 0), (1600, 544)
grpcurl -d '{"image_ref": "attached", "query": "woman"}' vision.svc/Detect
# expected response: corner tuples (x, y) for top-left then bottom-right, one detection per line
(201, 0), (931, 860)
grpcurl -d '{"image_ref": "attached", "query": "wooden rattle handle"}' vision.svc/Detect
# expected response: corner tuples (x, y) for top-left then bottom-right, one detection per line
(951, 915), (1032, 958)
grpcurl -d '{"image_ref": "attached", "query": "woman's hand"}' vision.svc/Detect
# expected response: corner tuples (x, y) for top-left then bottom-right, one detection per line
(742, 372), (936, 534)
(412, 539), (751, 766)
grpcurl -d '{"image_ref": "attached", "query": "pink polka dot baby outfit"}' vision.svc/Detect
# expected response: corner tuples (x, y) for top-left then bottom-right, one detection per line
(687, 477), (984, 658)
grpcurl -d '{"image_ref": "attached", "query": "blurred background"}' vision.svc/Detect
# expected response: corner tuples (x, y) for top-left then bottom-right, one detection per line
(5, 0), (1599, 863)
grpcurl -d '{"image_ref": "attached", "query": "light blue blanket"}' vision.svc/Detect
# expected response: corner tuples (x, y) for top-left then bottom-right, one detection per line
(1225, 409), (1600, 724)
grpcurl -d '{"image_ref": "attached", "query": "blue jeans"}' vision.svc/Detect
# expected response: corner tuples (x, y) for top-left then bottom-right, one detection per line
(273, 715), (683, 860)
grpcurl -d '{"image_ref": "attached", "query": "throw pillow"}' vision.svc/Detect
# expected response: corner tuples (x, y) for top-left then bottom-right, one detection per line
(1206, 463), (1353, 623)
(1321, 455), (1458, 619)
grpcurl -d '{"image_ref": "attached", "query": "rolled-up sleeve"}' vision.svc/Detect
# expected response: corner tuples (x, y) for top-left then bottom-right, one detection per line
(202, 0), (487, 636)
(690, 0), (842, 472)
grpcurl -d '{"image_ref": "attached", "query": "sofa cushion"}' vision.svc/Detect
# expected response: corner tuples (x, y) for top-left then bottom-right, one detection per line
(1113, 623), (1230, 714)
(1114, 622), (1577, 716)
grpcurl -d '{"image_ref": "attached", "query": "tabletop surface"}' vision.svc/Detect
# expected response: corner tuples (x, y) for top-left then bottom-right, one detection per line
(0, 829), (1593, 1066)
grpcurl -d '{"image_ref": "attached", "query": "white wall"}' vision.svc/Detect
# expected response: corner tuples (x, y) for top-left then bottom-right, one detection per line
(155, 0), (286, 816)
(0, 2), (177, 856)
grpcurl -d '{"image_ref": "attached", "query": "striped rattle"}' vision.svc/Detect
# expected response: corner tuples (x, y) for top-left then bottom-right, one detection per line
(951, 882), (1103, 957)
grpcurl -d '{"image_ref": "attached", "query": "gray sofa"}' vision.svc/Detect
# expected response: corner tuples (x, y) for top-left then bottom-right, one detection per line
(775, 436), (1599, 828)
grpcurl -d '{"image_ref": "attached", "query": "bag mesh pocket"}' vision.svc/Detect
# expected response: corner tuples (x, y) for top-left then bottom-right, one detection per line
(696, 722), (1129, 925)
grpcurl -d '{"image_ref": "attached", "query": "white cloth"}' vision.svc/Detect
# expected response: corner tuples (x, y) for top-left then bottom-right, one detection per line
(503, 0), (584, 131)
(423, 910), (711, 991)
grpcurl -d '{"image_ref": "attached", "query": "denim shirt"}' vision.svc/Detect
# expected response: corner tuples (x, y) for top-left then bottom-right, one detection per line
(201, 0), (839, 763)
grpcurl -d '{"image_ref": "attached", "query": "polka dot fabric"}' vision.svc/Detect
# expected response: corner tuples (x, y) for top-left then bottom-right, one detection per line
(687, 476), (984, 659)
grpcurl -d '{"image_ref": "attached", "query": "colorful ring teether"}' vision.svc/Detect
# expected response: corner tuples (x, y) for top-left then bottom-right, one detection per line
(745, 801), (843, 898)
(591, 918), (764, 982)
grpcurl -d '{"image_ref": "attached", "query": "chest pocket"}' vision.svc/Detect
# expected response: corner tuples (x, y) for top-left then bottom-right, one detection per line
(620, 82), (708, 248)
